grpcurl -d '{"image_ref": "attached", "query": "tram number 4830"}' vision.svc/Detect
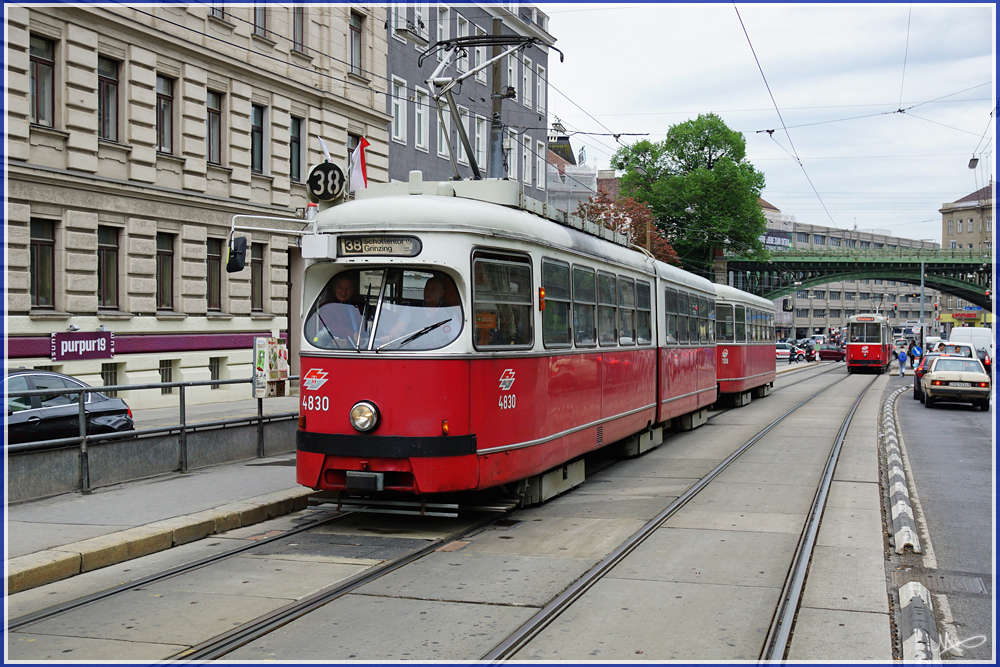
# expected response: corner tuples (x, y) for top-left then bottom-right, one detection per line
(303, 395), (330, 411)
(499, 394), (516, 410)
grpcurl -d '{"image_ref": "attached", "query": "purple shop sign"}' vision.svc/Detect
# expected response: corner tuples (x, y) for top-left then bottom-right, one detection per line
(51, 331), (115, 362)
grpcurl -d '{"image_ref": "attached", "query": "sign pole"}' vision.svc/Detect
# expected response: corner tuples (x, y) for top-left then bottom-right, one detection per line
(919, 260), (925, 354)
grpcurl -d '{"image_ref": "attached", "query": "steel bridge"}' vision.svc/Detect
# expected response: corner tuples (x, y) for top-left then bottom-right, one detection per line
(720, 248), (994, 311)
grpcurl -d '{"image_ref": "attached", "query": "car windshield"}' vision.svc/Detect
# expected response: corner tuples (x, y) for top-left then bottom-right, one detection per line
(933, 359), (983, 373)
(304, 268), (463, 352)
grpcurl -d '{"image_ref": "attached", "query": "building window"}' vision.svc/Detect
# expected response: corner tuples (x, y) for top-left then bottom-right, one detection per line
(101, 363), (119, 397)
(829, 309), (841, 318)
(507, 55), (515, 93)
(414, 90), (428, 151)
(210, 1), (225, 19)
(30, 36), (55, 127)
(536, 64), (545, 113)
(289, 116), (303, 181)
(475, 26), (487, 83)
(349, 12), (363, 74)
(957, 219), (964, 234)
(251, 104), (265, 173)
(522, 136), (531, 184)
(456, 16), (468, 71)
(253, 3), (267, 36)
(159, 359), (174, 395)
(457, 107), (470, 165)
(829, 291), (841, 301)
(209, 357), (222, 389)
(795, 290), (809, 299)
(207, 238), (223, 311)
(30, 219), (55, 308)
(206, 91), (222, 165)
(813, 290), (825, 299)
(949, 240), (957, 249)
(156, 75), (173, 153)
(948, 220), (954, 235)
(475, 116), (487, 166)
(414, 2), (429, 40)
(391, 78), (406, 143)
(536, 141), (546, 191)
(522, 57), (532, 108)
(250, 244), (264, 311)
(293, 6), (306, 52)
(813, 309), (826, 318)
(156, 233), (174, 310)
(98, 57), (118, 141)
(796, 232), (808, 243)
(97, 226), (119, 309)
(860, 241), (870, 248)
(437, 111), (450, 158)
(436, 7), (449, 61)
(829, 238), (841, 247)
(507, 129), (517, 181)
(795, 309), (809, 318)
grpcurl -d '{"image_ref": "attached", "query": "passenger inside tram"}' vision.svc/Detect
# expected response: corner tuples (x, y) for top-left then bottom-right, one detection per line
(305, 272), (366, 349)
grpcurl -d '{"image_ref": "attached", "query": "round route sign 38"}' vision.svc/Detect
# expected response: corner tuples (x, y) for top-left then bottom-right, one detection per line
(306, 162), (346, 203)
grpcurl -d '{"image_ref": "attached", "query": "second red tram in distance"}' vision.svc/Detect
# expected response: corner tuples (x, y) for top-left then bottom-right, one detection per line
(283, 172), (723, 508)
(713, 284), (777, 405)
(845, 313), (893, 373)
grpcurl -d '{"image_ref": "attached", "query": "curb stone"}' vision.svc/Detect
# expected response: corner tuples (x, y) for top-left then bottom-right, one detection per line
(882, 387), (920, 553)
(6, 487), (312, 594)
(899, 581), (941, 660)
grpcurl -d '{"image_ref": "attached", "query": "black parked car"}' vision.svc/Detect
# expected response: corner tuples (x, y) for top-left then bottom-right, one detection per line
(4, 369), (134, 445)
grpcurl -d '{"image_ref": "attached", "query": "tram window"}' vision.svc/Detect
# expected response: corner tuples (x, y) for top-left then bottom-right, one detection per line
(698, 296), (709, 344)
(848, 322), (881, 343)
(305, 269), (372, 350)
(618, 277), (635, 345)
(473, 253), (532, 348)
(734, 305), (746, 343)
(597, 272), (617, 346)
(752, 309), (759, 342)
(541, 258), (571, 348)
(664, 288), (678, 345)
(636, 281), (652, 345)
(689, 293), (700, 344)
(707, 298), (716, 344)
(572, 266), (597, 347)
(677, 291), (689, 344)
(716, 304), (735, 343)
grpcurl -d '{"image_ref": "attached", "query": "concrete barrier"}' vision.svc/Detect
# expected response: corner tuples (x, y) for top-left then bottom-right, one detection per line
(6, 419), (297, 503)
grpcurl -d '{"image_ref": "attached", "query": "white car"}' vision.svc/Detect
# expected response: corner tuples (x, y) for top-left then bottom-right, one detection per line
(920, 356), (991, 411)
(776, 342), (803, 361)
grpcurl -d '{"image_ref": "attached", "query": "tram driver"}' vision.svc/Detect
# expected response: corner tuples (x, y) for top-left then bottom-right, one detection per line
(305, 272), (366, 349)
(374, 272), (463, 351)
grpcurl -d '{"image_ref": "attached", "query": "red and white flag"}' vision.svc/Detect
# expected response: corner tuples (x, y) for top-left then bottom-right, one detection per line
(350, 136), (370, 192)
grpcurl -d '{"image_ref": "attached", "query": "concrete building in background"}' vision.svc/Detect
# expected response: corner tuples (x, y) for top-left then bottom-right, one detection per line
(763, 205), (941, 340)
(384, 2), (553, 194)
(938, 182), (994, 334)
(6, 4), (390, 407)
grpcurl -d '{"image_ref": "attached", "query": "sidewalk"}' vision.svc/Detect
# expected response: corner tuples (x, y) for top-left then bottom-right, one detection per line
(5, 361), (822, 595)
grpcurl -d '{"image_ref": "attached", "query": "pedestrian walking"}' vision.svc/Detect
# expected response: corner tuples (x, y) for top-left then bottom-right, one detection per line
(788, 345), (797, 364)
(907, 341), (916, 368)
(898, 349), (907, 377)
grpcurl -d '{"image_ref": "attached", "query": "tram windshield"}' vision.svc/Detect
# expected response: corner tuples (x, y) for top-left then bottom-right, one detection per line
(848, 322), (882, 343)
(305, 268), (462, 351)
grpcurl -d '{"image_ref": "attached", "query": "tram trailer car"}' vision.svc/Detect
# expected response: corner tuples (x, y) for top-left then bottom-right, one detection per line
(845, 314), (893, 374)
(713, 284), (777, 406)
(291, 173), (719, 505)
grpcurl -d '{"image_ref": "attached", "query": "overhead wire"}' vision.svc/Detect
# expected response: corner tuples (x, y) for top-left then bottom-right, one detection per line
(896, 5), (912, 111)
(732, 2), (841, 231)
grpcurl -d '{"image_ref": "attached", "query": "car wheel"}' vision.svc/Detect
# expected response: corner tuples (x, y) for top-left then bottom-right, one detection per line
(924, 396), (934, 408)
(797, 353), (804, 361)
(981, 398), (990, 412)
(912, 386), (919, 400)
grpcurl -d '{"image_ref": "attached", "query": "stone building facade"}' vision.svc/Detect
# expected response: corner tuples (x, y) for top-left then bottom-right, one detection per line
(938, 182), (995, 333)
(6, 4), (391, 407)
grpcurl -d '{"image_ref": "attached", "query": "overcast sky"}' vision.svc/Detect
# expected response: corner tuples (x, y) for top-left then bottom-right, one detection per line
(536, 3), (995, 245)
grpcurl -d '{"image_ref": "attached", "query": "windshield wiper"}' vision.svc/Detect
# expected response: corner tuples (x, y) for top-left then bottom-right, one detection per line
(376, 318), (452, 352)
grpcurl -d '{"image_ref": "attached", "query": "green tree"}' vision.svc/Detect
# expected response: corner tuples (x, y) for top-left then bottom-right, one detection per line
(611, 113), (768, 278)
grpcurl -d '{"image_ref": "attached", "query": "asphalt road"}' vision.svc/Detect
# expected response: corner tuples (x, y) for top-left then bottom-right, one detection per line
(889, 370), (994, 661)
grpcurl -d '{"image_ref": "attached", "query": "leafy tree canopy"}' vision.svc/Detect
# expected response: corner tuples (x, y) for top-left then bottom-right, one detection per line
(576, 191), (682, 266)
(611, 113), (768, 277)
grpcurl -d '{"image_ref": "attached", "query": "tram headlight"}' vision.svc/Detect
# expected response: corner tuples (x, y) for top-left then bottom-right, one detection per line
(349, 400), (380, 433)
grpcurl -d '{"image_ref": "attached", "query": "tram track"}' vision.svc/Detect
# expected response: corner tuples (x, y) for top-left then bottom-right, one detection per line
(482, 369), (876, 660)
(8, 364), (880, 661)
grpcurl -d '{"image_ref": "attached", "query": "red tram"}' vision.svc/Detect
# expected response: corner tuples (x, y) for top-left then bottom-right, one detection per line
(845, 314), (892, 373)
(713, 284), (777, 405)
(272, 173), (727, 506)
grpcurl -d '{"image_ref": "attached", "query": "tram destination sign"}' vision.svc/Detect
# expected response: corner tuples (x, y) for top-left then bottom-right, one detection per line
(338, 235), (422, 258)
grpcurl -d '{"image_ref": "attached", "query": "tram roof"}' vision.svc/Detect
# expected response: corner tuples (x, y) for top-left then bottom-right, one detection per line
(315, 174), (715, 295)
(712, 283), (776, 310)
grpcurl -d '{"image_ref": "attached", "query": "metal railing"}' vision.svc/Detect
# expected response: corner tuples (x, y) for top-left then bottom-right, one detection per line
(6, 376), (299, 494)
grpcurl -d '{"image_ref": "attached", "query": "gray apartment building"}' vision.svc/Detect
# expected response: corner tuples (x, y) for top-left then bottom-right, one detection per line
(762, 204), (941, 340)
(6, 4), (391, 408)
(384, 3), (553, 194)
(937, 182), (994, 333)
